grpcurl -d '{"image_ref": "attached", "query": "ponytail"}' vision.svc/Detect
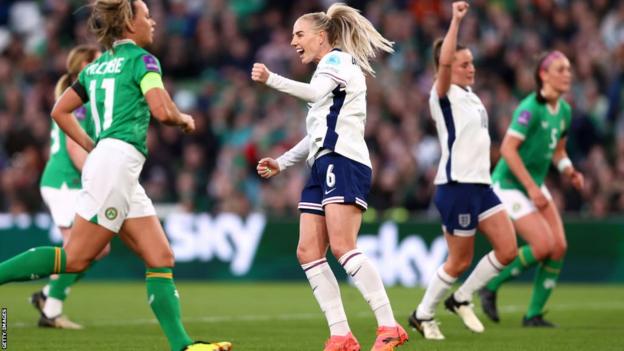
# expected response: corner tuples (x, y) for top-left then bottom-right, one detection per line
(54, 45), (100, 100)
(54, 74), (73, 100)
(432, 38), (466, 71)
(301, 3), (393, 76)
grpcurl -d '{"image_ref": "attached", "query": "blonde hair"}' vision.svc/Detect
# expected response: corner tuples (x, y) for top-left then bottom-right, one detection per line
(54, 45), (100, 99)
(300, 3), (394, 76)
(88, 0), (137, 50)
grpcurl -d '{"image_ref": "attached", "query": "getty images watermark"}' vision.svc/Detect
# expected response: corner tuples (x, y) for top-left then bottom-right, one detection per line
(1, 307), (6, 350)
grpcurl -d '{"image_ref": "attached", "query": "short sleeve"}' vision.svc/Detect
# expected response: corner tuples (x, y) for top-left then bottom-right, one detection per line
(315, 52), (349, 87)
(73, 69), (89, 103)
(134, 53), (162, 85)
(78, 68), (86, 88)
(508, 104), (536, 141)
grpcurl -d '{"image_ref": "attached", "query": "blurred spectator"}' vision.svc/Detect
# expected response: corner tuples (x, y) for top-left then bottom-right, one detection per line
(0, 0), (623, 218)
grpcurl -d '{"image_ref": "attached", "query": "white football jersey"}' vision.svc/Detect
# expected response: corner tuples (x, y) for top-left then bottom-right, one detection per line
(430, 84), (492, 184)
(306, 50), (371, 168)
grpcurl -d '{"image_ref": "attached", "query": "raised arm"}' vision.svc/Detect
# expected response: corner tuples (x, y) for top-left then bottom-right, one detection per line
(251, 63), (337, 103)
(435, 1), (469, 97)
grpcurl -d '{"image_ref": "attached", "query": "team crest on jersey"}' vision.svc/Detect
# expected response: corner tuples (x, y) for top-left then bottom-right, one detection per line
(105, 207), (118, 220)
(541, 121), (549, 129)
(517, 110), (531, 126)
(458, 214), (471, 228)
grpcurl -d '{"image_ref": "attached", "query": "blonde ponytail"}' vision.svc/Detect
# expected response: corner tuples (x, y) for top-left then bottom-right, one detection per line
(54, 74), (72, 100)
(301, 3), (394, 76)
(54, 45), (100, 100)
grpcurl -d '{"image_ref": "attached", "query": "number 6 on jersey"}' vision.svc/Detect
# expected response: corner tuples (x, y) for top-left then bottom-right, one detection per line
(326, 164), (336, 188)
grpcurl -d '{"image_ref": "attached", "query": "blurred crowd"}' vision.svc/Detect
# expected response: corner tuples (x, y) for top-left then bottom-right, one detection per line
(1, 0), (624, 219)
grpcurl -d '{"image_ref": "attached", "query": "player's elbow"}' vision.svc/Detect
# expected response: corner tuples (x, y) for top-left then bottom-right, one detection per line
(306, 92), (323, 103)
(146, 88), (179, 125)
(50, 108), (63, 124)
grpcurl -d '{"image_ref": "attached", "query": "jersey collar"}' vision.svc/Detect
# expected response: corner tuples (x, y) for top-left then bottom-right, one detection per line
(453, 84), (472, 93)
(113, 39), (137, 47)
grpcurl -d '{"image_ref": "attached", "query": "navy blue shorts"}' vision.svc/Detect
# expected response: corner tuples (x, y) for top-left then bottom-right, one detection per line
(298, 152), (372, 216)
(433, 183), (505, 236)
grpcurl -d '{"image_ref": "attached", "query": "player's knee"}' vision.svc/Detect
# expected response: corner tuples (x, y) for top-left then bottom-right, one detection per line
(145, 248), (175, 268)
(95, 243), (111, 260)
(296, 244), (322, 264)
(499, 248), (517, 266)
(65, 256), (92, 273)
(444, 257), (471, 277)
(330, 245), (353, 261)
(295, 245), (307, 264)
(551, 241), (567, 260)
(455, 258), (472, 275)
(497, 244), (517, 266)
(531, 240), (553, 260)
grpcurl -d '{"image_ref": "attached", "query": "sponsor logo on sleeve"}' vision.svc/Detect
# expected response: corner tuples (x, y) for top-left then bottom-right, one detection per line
(517, 110), (531, 126)
(143, 55), (160, 73)
(74, 106), (87, 120)
(326, 54), (341, 65)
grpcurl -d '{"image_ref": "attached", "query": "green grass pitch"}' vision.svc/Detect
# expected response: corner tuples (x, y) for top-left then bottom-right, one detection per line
(0, 282), (623, 350)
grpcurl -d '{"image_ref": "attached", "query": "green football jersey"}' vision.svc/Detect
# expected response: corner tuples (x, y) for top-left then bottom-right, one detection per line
(78, 40), (162, 156)
(492, 92), (572, 191)
(40, 106), (95, 189)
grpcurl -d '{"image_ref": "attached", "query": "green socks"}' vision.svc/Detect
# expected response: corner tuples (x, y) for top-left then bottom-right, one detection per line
(526, 259), (563, 318)
(0, 247), (65, 285)
(47, 272), (85, 301)
(146, 268), (193, 351)
(483, 244), (563, 319)
(486, 245), (538, 291)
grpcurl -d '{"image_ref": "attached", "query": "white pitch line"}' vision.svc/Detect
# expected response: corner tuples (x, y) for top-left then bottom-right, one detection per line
(8, 302), (624, 329)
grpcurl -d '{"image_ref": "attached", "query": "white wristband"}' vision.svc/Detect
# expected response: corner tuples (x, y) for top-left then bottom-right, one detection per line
(557, 158), (572, 173)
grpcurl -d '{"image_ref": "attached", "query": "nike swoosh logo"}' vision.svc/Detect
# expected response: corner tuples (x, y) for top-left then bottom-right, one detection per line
(350, 266), (362, 277)
(325, 188), (336, 195)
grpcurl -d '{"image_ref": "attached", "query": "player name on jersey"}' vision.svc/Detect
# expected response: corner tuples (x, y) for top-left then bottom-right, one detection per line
(85, 57), (125, 75)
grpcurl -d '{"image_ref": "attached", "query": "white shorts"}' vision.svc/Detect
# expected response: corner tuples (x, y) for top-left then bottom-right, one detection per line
(76, 138), (156, 233)
(41, 185), (80, 228)
(493, 183), (552, 220)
